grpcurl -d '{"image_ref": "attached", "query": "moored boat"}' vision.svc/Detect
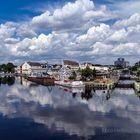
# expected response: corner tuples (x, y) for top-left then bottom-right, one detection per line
(27, 76), (55, 85)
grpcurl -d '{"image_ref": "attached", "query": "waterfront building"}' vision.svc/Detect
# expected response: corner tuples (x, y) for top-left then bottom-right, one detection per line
(15, 66), (21, 74)
(47, 64), (62, 80)
(53, 60), (80, 80)
(59, 66), (72, 80)
(114, 58), (129, 68)
(21, 62), (48, 75)
(51, 64), (62, 72)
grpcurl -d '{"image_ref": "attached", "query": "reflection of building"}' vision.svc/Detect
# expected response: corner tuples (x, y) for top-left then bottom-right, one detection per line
(114, 58), (129, 68)
(95, 72), (110, 80)
(21, 62), (48, 75)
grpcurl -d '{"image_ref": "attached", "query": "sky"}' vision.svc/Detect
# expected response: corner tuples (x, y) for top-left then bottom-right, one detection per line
(0, 0), (140, 65)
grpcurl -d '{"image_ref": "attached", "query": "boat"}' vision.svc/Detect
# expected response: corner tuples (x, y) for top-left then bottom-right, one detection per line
(27, 73), (55, 86)
(55, 80), (85, 88)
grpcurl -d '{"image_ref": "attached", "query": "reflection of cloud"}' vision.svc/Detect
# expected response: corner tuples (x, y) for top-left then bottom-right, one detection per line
(87, 89), (140, 112)
(0, 78), (140, 137)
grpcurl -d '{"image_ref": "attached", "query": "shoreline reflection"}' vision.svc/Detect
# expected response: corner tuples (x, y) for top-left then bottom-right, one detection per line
(0, 77), (139, 139)
(0, 76), (15, 86)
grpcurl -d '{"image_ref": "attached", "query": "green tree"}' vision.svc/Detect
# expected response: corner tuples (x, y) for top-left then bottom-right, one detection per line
(69, 71), (77, 80)
(92, 68), (96, 80)
(1, 64), (7, 73)
(81, 66), (96, 81)
(129, 66), (138, 72)
(137, 70), (140, 79)
(6, 63), (15, 73)
(0, 63), (15, 73)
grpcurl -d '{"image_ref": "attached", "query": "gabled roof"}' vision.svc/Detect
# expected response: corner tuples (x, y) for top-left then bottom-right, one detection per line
(27, 62), (42, 67)
(21, 61), (47, 67)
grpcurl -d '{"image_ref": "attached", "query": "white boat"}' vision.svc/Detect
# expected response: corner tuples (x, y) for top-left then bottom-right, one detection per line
(55, 80), (85, 88)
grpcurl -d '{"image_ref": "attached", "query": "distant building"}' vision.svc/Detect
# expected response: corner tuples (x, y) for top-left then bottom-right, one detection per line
(63, 60), (79, 70)
(47, 64), (62, 79)
(21, 62), (48, 75)
(135, 61), (140, 67)
(59, 66), (72, 80)
(51, 64), (62, 72)
(80, 62), (109, 72)
(114, 58), (129, 68)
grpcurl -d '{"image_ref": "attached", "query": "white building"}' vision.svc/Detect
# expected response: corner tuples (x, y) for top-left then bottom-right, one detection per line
(80, 62), (109, 72)
(15, 66), (21, 74)
(59, 66), (72, 80)
(21, 62), (48, 75)
(63, 60), (79, 71)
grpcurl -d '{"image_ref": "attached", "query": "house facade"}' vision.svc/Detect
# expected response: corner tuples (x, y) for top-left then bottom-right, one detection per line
(21, 62), (48, 75)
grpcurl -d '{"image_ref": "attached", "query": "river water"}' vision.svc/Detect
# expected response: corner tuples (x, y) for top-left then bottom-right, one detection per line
(0, 76), (140, 140)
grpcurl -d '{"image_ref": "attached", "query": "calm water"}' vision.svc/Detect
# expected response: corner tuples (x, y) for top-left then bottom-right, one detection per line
(0, 77), (140, 140)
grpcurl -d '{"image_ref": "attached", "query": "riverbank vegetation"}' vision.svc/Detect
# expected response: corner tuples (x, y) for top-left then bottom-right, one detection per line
(0, 63), (16, 73)
(68, 66), (96, 81)
(80, 66), (96, 81)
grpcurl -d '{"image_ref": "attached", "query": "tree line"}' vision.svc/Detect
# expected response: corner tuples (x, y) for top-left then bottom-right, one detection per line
(0, 63), (16, 73)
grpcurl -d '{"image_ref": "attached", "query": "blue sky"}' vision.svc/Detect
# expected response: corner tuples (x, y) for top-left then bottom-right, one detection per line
(0, 0), (58, 21)
(0, 0), (140, 64)
(0, 0), (111, 21)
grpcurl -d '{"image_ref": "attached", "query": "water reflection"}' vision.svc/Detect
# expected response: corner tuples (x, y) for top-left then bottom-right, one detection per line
(119, 80), (135, 84)
(0, 76), (15, 86)
(81, 87), (93, 100)
(0, 77), (140, 139)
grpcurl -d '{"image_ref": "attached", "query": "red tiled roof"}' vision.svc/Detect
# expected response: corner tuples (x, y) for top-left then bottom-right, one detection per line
(63, 60), (79, 66)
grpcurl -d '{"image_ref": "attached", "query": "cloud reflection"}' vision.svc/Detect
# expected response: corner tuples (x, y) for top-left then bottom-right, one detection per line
(0, 77), (140, 137)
